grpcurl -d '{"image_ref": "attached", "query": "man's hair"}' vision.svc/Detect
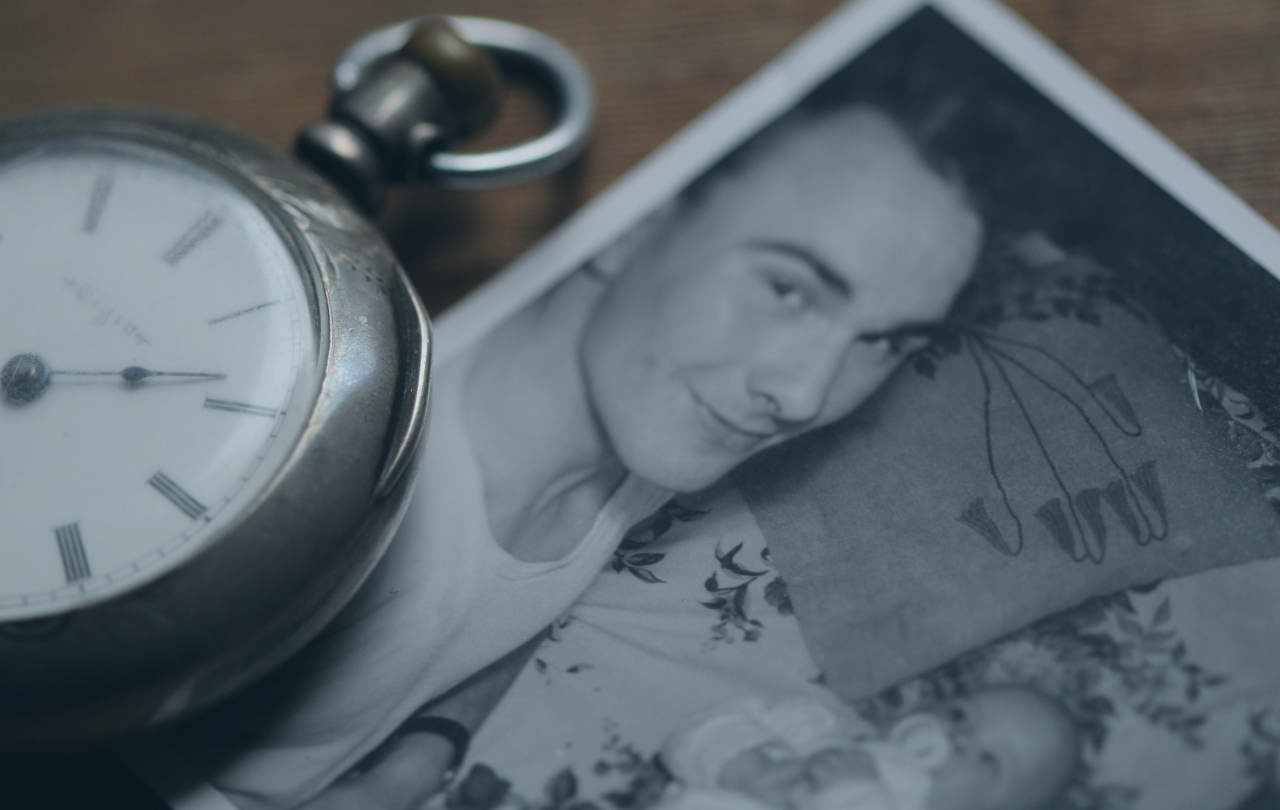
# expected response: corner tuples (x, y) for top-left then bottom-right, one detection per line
(675, 102), (973, 215)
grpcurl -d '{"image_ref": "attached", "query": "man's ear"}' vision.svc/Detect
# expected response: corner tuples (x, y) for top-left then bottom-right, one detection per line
(589, 197), (682, 280)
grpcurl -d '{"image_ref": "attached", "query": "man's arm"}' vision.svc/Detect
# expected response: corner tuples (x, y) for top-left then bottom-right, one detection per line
(299, 631), (544, 810)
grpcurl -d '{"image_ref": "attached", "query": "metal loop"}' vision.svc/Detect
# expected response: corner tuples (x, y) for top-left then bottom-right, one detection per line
(333, 17), (594, 190)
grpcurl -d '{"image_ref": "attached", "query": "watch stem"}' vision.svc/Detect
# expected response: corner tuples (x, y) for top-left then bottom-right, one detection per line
(295, 121), (386, 215)
(295, 16), (505, 215)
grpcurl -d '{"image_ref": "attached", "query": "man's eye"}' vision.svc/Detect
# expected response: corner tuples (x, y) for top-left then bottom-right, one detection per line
(862, 333), (929, 357)
(767, 276), (808, 307)
(890, 334), (930, 355)
(948, 704), (968, 724)
(860, 336), (899, 358)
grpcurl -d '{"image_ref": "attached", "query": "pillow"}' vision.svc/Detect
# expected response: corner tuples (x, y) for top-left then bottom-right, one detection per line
(735, 254), (1280, 702)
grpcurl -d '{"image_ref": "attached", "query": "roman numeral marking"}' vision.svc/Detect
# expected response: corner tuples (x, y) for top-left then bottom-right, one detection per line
(204, 397), (278, 418)
(148, 471), (207, 520)
(54, 522), (91, 583)
(208, 300), (280, 325)
(163, 211), (224, 267)
(83, 173), (114, 233)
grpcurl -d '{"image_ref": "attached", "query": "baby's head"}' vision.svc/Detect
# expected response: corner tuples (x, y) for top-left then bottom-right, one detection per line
(910, 686), (1081, 810)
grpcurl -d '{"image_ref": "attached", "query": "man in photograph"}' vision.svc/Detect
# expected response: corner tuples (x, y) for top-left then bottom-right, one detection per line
(170, 102), (984, 810)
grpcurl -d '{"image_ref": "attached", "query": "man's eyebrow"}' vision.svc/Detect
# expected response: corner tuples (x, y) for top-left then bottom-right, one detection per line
(748, 240), (851, 299)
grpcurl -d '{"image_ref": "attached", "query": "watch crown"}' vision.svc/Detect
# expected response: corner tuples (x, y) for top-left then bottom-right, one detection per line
(295, 16), (503, 215)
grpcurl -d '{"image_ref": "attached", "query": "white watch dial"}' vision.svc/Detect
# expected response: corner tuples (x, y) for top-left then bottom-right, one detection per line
(0, 138), (321, 620)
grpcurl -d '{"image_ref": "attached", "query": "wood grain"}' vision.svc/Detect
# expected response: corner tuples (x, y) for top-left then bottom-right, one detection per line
(1, 0), (1275, 312)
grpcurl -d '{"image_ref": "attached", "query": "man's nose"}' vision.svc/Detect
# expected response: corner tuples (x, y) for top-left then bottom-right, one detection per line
(745, 338), (846, 425)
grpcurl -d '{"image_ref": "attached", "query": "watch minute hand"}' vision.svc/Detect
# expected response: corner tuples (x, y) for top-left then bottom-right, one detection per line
(51, 367), (226, 382)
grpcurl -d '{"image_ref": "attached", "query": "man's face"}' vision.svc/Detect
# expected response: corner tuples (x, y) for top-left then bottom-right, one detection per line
(581, 108), (982, 492)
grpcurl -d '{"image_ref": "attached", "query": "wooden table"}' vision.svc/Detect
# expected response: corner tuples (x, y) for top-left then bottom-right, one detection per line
(1, 0), (1277, 806)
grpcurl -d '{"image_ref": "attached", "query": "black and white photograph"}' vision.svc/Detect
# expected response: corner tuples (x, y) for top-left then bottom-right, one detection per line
(110, 0), (1280, 808)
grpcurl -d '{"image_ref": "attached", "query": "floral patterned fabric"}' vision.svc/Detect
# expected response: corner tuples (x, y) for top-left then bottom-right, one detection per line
(454, 490), (1280, 810)
(458, 485), (826, 810)
(451, 255), (1280, 810)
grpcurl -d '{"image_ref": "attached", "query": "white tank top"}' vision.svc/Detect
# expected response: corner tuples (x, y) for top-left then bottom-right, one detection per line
(175, 352), (673, 809)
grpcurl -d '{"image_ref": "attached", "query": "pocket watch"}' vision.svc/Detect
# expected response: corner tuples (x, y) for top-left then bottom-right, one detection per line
(0, 16), (592, 745)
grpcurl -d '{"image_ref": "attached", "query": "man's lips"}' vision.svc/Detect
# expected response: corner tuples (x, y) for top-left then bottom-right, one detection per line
(688, 389), (775, 443)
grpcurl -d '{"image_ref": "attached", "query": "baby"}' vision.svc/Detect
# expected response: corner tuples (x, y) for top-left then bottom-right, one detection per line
(658, 686), (1080, 810)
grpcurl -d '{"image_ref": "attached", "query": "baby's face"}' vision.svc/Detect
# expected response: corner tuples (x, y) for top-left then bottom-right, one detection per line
(717, 744), (876, 810)
(918, 688), (1079, 810)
